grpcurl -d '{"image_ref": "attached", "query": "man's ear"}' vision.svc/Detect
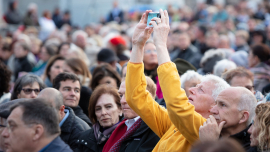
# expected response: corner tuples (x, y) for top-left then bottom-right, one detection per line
(32, 124), (44, 141)
(239, 111), (249, 124)
(60, 105), (65, 113)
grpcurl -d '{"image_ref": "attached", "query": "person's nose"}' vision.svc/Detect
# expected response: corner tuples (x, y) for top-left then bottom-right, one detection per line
(1, 127), (9, 138)
(30, 91), (37, 98)
(188, 87), (196, 95)
(101, 108), (107, 115)
(247, 124), (253, 134)
(210, 105), (218, 114)
(120, 95), (126, 105)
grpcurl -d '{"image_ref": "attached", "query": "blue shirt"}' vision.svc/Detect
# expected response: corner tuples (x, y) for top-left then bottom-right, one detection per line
(59, 109), (69, 127)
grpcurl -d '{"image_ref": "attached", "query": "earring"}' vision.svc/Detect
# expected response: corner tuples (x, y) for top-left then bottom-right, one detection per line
(119, 113), (123, 117)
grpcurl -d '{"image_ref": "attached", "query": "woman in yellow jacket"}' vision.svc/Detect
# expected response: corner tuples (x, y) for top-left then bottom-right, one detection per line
(125, 9), (229, 152)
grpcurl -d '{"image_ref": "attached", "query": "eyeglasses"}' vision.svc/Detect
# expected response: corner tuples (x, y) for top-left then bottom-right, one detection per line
(144, 49), (157, 54)
(21, 88), (41, 95)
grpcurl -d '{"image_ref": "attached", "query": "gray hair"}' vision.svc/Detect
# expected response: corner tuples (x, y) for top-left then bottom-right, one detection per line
(180, 70), (202, 88)
(200, 49), (225, 68)
(72, 30), (88, 43)
(237, 87), (257, 125)
(10, 98), (60, 136)
(201, 74), (230, 100)
(11, 74), (46, 100)
(213, 59), (237, 77)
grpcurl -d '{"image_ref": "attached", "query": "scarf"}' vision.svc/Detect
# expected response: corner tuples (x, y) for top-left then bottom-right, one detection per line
(93, 122), (120, 145)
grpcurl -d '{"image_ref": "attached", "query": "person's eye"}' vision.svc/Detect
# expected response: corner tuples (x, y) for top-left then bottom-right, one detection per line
(75, 89), (80, 93)
(106, 105), (112, 109)
(106, 81), (111, 84)
(95, 108), (101, 111)
(64, 88), (70, 91)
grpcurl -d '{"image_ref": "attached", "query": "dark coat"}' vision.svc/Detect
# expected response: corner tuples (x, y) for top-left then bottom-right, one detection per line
(247, 147), (259, 152)
(60, 107), (90, 151)
(14, 56), (34, 80)
(75, 128), (105, 152)
(43, 136), (73, 152)
(71, 106), (92, 127)
(78, 86), (92, 116)
(117, 120), (160, 152)
(170, 45), (202, 69)
(230, 124), (251, 151)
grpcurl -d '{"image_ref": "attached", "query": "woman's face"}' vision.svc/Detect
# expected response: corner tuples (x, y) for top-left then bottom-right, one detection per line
(39, 47), (50, 62)
(49, 60), (64, 82)
(95, 94), (122, 128)
(248, 51), (259, 68)
(14, 43), (27, 58)
(59, 44), (70, 56)
(143, 43), (158, 68)
(17, 82), (40, 99)
(248, 117), (260, 147)
(99, 76), (118, 89)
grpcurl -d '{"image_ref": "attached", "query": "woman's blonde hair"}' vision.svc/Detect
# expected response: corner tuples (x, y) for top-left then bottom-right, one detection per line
(255, 102), (270, 150)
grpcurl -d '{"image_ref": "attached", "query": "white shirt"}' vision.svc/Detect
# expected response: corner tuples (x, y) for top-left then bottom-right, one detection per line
(125, 116), (140, 131)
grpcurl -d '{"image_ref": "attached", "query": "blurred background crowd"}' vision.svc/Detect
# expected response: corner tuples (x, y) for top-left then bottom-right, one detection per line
(0, 0), (270, 151)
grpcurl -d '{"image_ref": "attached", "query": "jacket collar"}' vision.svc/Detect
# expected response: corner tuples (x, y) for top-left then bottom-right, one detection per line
(60, 107), (76, 133)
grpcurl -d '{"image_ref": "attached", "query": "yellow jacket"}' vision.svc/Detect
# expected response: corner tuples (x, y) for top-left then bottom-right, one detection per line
(126, 62), (207, 152)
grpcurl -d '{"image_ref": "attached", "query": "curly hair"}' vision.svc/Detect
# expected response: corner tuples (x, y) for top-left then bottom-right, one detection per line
(255, 102), (270, 150)
(0, 62), (12, 96)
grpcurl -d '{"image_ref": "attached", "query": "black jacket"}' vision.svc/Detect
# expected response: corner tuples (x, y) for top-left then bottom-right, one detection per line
(117, 120), (160, 152)
(75, 120), (160, 152)
(43, 136), (73, 152)
(14, 56), (34, 80)
(247, 147), (259, 152)
(230, 124), (251, 151)
(71, 106), (92, 127)
(75, 128), (105, 152)
(78, 86), (92, 116)
(170, 45), (202, 69)
(60, 107), (90, 151)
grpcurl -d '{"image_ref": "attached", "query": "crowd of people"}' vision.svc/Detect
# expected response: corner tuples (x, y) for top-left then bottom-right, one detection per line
(0, 0), (270, 152)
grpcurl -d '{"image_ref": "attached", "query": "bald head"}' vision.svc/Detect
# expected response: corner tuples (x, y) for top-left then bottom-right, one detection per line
(38, 88), (64, 110)
(218, 87), (257, 124)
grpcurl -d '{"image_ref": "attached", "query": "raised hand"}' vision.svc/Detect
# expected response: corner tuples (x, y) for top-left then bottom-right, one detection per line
(149, 9), (171, 65)
(199, 115), (226, 142)
(149, 9), (170, 48)
(132, 10), (154, 48)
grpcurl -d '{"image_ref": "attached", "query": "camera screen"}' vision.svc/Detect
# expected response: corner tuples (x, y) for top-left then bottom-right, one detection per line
(147, 12), (161, 27)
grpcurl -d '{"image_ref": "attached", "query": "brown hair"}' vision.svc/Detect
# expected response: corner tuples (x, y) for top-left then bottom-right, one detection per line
(88, 84), (121, 124)
(44, 55), (65, 81)
(64, 58), (92, 85)
(254, 102), (270, 150)
(145, 76), (157, 99)
(221, 67), (254, 85)
(90, 63), (121, 90)
(251, 44), (270, 62)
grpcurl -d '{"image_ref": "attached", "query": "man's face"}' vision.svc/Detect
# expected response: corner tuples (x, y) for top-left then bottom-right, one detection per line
(59, 80), (81, 108)
(119, 82), (138, 119)
(0, 117), (7, 151)
(230, 76), (254, 93)
(75, 35), (86, 50)
(1, 107), (34, 152)
(188, 81), (215, 118)
(210, 89), (242, 128)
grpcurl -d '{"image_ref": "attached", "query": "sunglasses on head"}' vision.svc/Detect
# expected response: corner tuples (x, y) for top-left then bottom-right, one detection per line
(21, 88), (41, 95)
